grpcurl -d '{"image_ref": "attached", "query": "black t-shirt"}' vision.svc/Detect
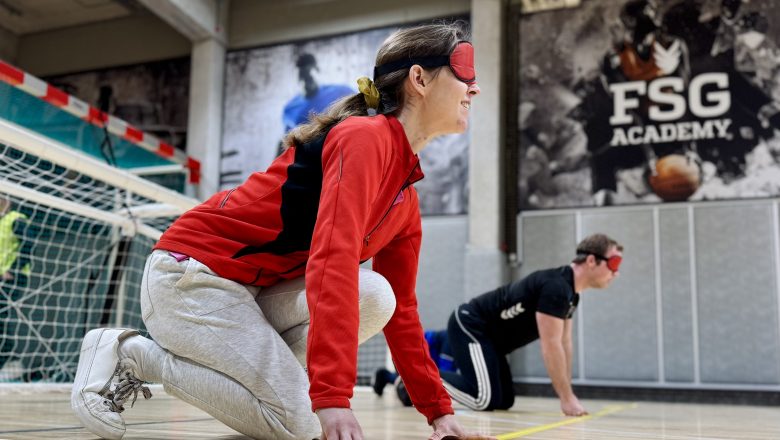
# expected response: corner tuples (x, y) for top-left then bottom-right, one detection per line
(466, 266), (579, 354)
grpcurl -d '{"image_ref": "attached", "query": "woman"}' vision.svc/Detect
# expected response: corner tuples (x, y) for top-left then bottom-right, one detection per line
(71, 22), (492, 440)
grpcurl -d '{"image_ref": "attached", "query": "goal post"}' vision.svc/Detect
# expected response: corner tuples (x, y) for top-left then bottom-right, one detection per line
(0, 117), (197, 383)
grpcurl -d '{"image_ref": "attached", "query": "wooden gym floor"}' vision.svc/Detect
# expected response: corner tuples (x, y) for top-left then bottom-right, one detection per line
(0, 385), (778, 439)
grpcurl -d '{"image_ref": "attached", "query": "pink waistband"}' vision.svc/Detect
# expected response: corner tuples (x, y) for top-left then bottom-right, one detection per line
(169, 251), (190, 262)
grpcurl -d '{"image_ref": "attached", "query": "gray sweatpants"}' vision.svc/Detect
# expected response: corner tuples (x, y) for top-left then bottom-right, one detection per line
(138, 250), (396, 440)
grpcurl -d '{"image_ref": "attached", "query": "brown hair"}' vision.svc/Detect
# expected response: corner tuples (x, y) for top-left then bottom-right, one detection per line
(572, 233), (623, 264)
(284, 21), (471, 147)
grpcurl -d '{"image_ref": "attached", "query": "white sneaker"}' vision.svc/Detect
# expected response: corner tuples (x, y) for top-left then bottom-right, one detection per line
(71, 328), (152, 440)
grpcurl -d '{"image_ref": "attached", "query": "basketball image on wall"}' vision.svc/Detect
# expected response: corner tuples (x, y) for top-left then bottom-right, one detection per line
(648, 154), (702, 202)
(516, 0), (780, 210)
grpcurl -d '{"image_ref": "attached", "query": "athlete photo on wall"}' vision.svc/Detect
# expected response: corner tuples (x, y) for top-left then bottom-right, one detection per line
(516, 0), (780, 209)
(221, 20), (472, 215)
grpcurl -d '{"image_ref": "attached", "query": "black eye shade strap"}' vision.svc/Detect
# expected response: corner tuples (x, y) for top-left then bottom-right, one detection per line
(373, 55), (450, 79)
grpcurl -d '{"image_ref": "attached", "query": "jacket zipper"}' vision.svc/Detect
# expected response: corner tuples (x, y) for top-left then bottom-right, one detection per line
(219, 189), (236, 208)
(364, 164), (419, 246)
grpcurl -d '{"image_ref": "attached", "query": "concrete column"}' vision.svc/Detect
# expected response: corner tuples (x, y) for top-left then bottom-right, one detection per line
(138, 0), (228, 199)
(465, 0), (507, 299)
(187, 38), (225, 199)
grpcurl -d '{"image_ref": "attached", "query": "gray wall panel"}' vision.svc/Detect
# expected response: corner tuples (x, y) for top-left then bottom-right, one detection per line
(511, 214), (577, 378)
(581, 210), (658, 381)
(517, 214), (577, 274)
(509, 339), (546, 378)
(512, 201), (780, 390)
(695, 204), (780, 384)
(417, 216), (468, 329)
(659, 208), (695, 382)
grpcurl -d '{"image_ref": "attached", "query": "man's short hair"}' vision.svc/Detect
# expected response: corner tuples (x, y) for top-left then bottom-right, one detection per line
(572, 233), (623, 264)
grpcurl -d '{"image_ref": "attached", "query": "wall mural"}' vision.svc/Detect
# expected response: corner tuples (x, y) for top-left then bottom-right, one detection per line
(221, 21), (471, 215)
(516, 0), (780, 209)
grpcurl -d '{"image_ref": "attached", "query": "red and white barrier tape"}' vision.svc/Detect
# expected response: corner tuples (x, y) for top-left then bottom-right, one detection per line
(0, 60), (200, 184)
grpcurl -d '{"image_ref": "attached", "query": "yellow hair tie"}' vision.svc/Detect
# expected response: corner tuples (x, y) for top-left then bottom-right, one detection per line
(357, 76), (380, 110)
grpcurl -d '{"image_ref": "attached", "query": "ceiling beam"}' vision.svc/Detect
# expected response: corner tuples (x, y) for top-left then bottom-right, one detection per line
(136, 0), (227, 43)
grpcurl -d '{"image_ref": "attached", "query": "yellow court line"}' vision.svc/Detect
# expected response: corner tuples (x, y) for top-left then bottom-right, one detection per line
(495, 403), (638, 439)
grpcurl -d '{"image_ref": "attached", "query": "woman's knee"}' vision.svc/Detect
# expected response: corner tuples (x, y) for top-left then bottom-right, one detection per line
(358, 269), (396, 319)
(357, 270), (396, 342)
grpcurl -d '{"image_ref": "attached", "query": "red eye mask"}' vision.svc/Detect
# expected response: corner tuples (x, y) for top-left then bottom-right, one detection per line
(579, 251), (622, 272)
(601, 255), (622, 272)
(373, 41), (476, 85)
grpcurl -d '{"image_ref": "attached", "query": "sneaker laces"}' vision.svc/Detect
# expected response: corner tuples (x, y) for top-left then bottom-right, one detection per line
(98, 360), (152, 413)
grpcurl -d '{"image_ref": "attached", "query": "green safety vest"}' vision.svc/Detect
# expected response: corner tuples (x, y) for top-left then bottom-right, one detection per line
(0, 211), (31, 276)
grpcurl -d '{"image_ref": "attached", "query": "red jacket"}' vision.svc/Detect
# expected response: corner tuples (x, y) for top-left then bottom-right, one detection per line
(156, 114), (453, 424)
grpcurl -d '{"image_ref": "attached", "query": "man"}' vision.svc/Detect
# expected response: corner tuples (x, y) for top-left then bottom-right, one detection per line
(376, 233), (623, 416)
(282, 53), (354, 134)
(0, 195), (32, 381)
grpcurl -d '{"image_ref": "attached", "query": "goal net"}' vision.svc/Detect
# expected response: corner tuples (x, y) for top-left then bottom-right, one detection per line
(0, 118), (197, 383)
